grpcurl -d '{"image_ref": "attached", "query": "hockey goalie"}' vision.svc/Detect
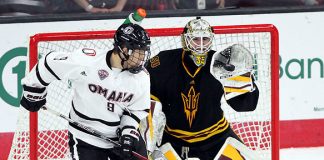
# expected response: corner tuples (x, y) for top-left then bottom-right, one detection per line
(143, 17), (260, 160)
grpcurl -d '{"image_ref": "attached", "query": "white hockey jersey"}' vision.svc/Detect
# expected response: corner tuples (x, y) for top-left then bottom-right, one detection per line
(21, 48), (151, 148)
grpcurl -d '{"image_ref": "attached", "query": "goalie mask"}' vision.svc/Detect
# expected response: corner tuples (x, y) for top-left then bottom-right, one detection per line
(114, 23), (151, 74)
(181, 17), (214, 67)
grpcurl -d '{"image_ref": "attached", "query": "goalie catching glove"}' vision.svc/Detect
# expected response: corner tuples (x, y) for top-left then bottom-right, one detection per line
(210, 44), (255, 100)
(20, 85), (47, 112)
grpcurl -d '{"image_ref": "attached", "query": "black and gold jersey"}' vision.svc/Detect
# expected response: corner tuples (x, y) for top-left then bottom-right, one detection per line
(146, 48), (259, 148)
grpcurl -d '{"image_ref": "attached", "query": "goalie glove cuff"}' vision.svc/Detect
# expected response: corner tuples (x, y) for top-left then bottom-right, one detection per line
(222, 72), (255, 100)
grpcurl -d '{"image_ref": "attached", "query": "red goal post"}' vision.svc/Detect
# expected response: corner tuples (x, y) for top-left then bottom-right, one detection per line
(9, 24), (279, 160)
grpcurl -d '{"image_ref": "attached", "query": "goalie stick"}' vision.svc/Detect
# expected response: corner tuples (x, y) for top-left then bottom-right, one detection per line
(41, 106), (148, 160)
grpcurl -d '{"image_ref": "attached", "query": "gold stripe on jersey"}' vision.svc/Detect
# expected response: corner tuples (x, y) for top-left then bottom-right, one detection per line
(165, 115), (229, 143)
(181, 51), (203, 78)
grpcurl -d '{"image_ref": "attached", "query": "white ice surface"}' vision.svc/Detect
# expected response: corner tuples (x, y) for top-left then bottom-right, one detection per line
(280, 146), (324, 160)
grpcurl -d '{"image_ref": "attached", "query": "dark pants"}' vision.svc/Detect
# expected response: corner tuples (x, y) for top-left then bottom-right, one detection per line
(68, 132), (148, 160)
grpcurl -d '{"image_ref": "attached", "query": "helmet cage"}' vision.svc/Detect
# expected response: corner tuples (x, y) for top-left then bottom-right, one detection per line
(183, 32), (213, 55)
(117, 45), (151, 74)
(126, 48), (151, 74)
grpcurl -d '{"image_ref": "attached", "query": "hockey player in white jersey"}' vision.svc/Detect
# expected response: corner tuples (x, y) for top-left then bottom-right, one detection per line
(20, 23), (151, 160)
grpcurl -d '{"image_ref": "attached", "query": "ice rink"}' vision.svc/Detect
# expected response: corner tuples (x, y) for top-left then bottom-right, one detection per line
(280, 146), (324, 160)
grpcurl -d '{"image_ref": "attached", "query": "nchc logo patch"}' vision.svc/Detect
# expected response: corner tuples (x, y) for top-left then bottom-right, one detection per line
(98, 69), (109, 80)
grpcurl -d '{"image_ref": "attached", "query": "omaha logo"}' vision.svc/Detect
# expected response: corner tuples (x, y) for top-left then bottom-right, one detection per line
(98, 69), (109, 80)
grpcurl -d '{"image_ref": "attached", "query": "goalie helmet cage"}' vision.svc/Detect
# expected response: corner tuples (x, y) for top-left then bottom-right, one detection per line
(9, 24), (279, 160)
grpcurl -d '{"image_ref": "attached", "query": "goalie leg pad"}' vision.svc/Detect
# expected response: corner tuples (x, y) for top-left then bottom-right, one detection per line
(213, 137), (261, 160)
(159, 143), (182, 160)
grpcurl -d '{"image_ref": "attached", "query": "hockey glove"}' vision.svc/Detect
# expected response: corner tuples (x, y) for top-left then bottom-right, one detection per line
(210, 44), (255, 100)
(20, 85), (47, 112)
(119, 127), (140, 159)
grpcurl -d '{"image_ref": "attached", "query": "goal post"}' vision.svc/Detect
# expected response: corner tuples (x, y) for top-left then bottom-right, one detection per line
(9, 24), (279, 160)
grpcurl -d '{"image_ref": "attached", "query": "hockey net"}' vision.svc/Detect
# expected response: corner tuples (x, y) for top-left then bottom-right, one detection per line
(9, 24), (279, 160)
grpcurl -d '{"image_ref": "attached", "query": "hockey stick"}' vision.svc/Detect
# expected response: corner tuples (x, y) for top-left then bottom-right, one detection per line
(41, 106), (148, 160)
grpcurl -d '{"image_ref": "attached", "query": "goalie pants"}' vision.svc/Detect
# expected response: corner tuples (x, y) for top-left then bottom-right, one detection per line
(163, 129), (241, 160)
(68, 132), (148, 160)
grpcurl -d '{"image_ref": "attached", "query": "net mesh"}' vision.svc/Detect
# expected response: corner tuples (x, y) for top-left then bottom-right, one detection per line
(9, 27), (274, 160)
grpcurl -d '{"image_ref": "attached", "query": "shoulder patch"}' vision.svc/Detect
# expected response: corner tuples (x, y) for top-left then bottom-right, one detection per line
(150, 56), (160, 68)
(82, 48), (96, 56)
